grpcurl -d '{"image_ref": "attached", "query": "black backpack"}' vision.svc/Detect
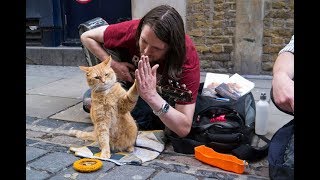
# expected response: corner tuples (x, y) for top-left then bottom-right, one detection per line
(166, 83), (270, 162)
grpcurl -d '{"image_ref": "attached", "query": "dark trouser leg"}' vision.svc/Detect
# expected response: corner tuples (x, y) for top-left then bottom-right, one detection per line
(131, 97), (165, 130)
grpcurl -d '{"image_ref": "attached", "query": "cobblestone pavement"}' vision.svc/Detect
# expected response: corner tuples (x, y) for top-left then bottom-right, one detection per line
(26, 65), (293, 179)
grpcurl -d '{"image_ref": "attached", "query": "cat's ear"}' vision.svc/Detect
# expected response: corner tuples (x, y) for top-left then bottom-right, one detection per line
(79, 66), (89, 73)
(102, 55), (112, 67)
(107, 55), (112, 61)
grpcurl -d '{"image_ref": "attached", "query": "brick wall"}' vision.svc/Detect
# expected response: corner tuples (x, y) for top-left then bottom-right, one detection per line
(186, 0), (294, 75)
(262, 0), (294, 74)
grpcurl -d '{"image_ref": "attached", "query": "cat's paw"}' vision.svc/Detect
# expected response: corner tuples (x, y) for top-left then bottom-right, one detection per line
(99, 152), (111, 159)
(126, 146), (135, 153)
(68, 129), (78, 136)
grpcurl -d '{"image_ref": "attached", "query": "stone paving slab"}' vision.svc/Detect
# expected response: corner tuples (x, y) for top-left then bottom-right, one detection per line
(50, 161), (116, 180)
(50, 103), (92, 123)
(28, 152), (79, 174)
(62, 121), (93, 131)
(26, 168), (51, 180)
(26, 116), (41, 125)
(152, 171), (197, 180)
(26, 138), (41, 145)
(26, 75), (88, 99)
(26, 65), (83, 78)
(26, 146), (48, 162)
(98, 165), (156, 180)
(26, 76), (62, 91)
(26, 95), (81, 118)
(27, 138), (72, 153)
(35, 118), (69, 129)
(26, 130), (48, 140)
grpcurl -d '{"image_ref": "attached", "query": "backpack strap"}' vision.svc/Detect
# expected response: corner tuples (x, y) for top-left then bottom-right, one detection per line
(232, 134), (270, 162)
(167, 135), (203, 154)
(167, 131), (271, 162)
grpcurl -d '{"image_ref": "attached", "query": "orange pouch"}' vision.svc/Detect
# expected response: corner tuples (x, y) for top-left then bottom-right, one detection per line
(194, 145), (248, 174)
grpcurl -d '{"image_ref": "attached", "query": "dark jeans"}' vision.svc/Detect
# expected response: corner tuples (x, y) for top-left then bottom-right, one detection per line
(131, 96), (165, 130)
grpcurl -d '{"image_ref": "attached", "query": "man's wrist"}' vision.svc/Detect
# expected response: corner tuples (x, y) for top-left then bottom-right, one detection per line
(153, 101), (170, 116)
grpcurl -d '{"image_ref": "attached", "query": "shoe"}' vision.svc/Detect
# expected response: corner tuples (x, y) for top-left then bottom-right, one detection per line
(83, 98), (91, 113)
(82, 89), (92, 113)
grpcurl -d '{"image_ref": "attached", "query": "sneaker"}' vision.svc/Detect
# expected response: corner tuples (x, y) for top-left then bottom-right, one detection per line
(82, 89), (92, 113)
(83, 98), (91, 113)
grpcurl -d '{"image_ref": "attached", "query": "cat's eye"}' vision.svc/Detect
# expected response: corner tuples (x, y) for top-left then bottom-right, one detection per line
(105, 73), (109, 77)
(94, 76), (100, 79)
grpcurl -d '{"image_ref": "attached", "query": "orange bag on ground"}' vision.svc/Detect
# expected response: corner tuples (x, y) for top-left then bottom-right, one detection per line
(194, 145), (248, 174)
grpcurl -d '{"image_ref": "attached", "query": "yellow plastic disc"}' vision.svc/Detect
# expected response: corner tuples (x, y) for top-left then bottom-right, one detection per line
(73, 158), (103, 173)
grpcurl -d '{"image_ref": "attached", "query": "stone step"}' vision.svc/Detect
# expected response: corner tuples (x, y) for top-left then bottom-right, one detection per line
(26, 46), (87, 66)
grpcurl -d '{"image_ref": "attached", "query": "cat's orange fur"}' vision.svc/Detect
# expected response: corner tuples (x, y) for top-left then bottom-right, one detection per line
(69, 56), (139, 159)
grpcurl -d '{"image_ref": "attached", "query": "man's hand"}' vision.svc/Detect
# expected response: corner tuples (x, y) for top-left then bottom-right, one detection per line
(135, 55), (159, 102)
(272, 51), (294, 114)
(272, 73), (294, 113)
(111, 61), (135, 82)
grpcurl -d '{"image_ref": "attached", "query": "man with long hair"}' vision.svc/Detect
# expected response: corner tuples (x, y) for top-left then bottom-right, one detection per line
(80, 5), (200, 137)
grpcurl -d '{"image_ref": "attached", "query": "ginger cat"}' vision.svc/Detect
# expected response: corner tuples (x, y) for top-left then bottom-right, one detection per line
(69, 56), (139, 159)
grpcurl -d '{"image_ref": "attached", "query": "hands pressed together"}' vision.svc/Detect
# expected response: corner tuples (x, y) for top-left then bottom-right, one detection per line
(134, 55), (159, 102)
(111, 55), (159, 102)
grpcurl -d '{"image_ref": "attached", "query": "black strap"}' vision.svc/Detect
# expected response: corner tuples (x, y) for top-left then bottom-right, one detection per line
(167, 131), (270, 162)
(232, 134), (270, 162)
(167, 135), (203, 154)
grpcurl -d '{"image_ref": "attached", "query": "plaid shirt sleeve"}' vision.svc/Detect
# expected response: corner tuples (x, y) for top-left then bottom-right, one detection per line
(279, 35), (294, 54)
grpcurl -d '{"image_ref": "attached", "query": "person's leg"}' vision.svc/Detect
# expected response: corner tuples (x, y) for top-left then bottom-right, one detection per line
(131, 97), (165, 130)
(283, 134), (294, 168)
